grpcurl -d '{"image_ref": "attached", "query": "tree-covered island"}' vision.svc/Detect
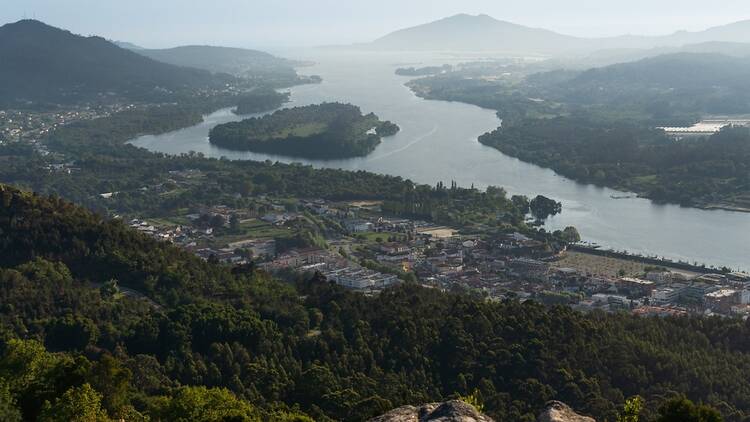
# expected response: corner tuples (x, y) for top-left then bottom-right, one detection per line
(233, 88), (290, 115)
(209, 102), (400, 159)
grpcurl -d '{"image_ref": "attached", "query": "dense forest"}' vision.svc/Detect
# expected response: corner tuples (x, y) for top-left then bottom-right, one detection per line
(0, 184), (745, 421)
(478, 118), (750, 208)
(0, 20), (233, 107)
(234, 88), (290, 115)
(209, 103), (400, 159)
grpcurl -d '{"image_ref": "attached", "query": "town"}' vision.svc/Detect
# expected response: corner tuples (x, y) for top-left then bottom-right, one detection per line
(121, 180), (750, 319)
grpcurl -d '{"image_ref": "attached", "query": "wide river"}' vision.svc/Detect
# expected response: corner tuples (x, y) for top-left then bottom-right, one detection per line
(131, 50), (750, 271)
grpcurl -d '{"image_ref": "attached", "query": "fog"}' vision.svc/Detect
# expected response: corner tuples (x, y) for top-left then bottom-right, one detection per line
(1, 0), (750, 48)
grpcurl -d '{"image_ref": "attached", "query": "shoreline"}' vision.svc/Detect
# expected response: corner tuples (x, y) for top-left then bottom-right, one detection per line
(569, 244), (729, 274)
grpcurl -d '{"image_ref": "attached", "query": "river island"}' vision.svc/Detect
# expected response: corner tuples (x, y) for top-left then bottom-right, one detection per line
(209, 102), (400, 159)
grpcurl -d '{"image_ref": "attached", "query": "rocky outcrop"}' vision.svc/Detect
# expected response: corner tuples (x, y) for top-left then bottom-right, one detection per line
(368, 399), (494, 422)
(369, 400), (595, 422)
(538, 401), (596, 422)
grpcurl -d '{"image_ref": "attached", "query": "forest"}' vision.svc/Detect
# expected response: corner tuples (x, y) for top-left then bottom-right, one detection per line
(478, 118), (750, 208)
(209, 103), (400, 159)
(234, 88), (290, 115)
(0, 183), (744, 421)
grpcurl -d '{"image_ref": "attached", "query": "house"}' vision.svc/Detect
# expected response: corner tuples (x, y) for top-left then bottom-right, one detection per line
(704, 289), (740, 314)
(344, 219), (373, 233)
(273, 248), (326, 268)
(619, 277), (656, 297)
(508, 258), (548, 278)
(682, 282), (719, 302)
(650, 287), (680, 305)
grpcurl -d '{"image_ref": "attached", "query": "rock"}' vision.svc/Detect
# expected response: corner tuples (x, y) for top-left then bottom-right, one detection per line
(368, 399), (494, 422)
(538, 401), (596, 422)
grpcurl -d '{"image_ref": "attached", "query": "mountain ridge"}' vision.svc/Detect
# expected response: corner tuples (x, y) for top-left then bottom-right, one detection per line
(0, 19), (228, 106)
(362, 13), (750, 55)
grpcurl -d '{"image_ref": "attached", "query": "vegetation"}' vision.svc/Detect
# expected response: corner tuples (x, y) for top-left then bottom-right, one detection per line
(132, 45), (303, 82)
(546, 53), (750, 116)
(234, 88), (290, 115)
(479, 118), (750, 208)
(0, 20), (234, 107)
(209, 103), (400, 159)
(395, 64), (452, 76)
(404, 53), (750, 210)
(0, 184), (744, 421)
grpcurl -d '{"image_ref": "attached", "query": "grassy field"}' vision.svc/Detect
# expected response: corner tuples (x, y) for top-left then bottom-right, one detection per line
(266, 122), (327, 140)
(354, 231), (405, 244)
(210, 219), (292, 248)
(553, 250), (699, 278)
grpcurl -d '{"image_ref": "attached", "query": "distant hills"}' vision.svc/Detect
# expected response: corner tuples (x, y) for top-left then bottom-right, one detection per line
(130, 45), (301, 80)
(533, 53), (750, 114)
(0, 20), (228, 106)
(364, 13), (750, 55)
(367, 14), (580, 54)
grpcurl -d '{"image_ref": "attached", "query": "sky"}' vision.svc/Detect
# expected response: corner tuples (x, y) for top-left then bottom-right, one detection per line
(2, 0), (750, 49)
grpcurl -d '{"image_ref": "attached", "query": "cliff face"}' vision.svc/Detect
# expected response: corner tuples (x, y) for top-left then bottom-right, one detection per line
(369, 400), (595, 422)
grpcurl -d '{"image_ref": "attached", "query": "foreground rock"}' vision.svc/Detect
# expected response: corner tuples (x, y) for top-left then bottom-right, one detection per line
(369, 399), (595, 422)
(538, 401), (596, 422)
(368, 399), (494, 422)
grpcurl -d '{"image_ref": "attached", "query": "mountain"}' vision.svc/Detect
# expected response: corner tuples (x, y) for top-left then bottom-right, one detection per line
(112, 40), (144, 50)
(365, 14), (750, 56)
(134, 45), (300, 78)
(0, 20), (228, 106)
(569, 41), (750, 68)
(366, 14), (583, 54)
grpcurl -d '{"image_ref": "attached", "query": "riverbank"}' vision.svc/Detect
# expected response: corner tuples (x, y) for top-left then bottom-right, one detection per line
(129, 52), (750, 271)
(568, 245), (727, 274)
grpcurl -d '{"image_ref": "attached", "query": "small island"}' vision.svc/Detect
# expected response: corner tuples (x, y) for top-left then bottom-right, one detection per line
(209, 102), (400, 159)
(234, 88), (290, 115)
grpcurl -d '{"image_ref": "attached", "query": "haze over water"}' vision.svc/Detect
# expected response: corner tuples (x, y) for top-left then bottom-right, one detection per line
(131, 50), (750, 271)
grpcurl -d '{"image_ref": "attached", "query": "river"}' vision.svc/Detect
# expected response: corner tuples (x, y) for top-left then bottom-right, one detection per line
(131, 50), (750, 271)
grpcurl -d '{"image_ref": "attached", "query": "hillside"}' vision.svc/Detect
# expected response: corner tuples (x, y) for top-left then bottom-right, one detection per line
(367, 14), (582, 54)
(365, 14), (750, 55)
(0, 20), (229, 106)
(134, 45), (301, 80)
(554, 53), (750, 114)
(567, 41), (750, 68)
(0, 183), (747, 421)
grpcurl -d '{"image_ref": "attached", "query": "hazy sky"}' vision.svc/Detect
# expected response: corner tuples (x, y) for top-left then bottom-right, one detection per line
(2, 0), (750, 49)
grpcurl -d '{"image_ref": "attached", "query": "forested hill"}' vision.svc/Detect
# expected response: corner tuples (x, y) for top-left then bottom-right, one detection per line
(134, 45), (300, 80)
(0, 20), (230, 106)
(541, 53), (750, 113)
(0, 183), (747, 421)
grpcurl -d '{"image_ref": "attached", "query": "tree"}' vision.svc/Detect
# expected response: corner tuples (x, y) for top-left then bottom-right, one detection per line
(562, 226), (581, 243)
(38, 384), (110, 422)
(656, 397), (722, 422)
(230, 214), (241, 232)
(87, 355), (131, 416)
(619, 396), (643, 422)
(529, 195), (562, 220)
(99, 279), (119, 300)
(0, 380), (21, 422)
(152, 386), (261, 422)
(209, 215), (226, 230)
